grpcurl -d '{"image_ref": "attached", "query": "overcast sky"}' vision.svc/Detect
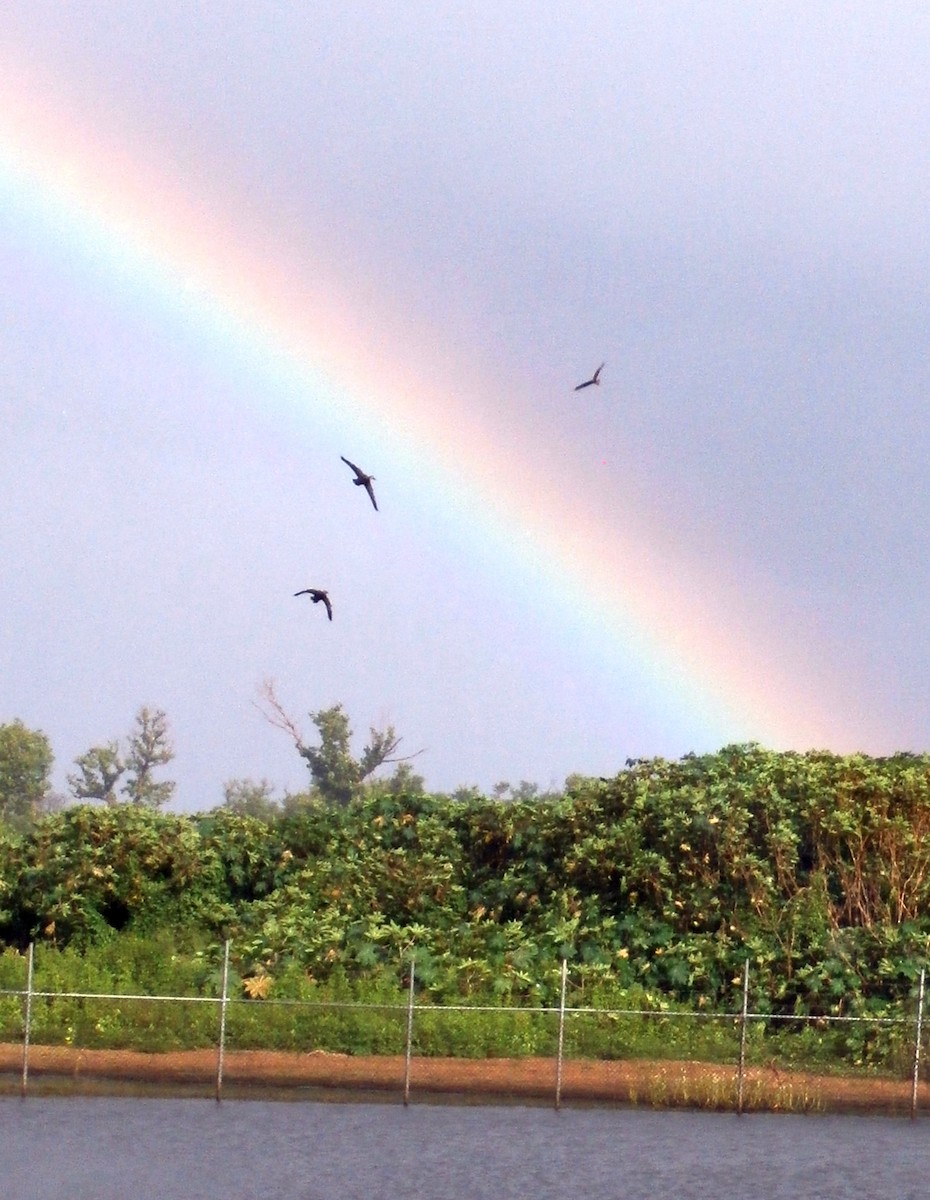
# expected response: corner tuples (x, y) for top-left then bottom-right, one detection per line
(3, 4), (930, 809)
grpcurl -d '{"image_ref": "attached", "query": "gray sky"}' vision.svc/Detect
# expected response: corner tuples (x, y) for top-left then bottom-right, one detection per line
(3, 4), (930, 809)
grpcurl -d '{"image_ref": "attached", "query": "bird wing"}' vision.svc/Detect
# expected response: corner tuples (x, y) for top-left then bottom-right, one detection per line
(575, 363), (605, 389)
(341, 455), (362, 477)
(364, 480), (378, 511)
(295, 589), (332, 618)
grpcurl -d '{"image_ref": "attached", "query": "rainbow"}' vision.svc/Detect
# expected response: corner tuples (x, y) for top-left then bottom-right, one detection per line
(0, 61), (860, 755)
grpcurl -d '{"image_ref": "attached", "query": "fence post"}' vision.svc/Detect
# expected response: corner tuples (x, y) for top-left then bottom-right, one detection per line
(20, 942), (34, 1099)
(403, 955), (416, 1107)
(736, 958), (750, 1116)
(912, 967), (925, 1120)
(215, 939), (230, 1103)
(555, 958), (568, 1112)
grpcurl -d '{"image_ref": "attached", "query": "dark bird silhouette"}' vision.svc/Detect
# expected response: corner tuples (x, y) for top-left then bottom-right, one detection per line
(341, 455), (378, 510)
(294, 588), (333, 621)
(574, 362), (605, 391)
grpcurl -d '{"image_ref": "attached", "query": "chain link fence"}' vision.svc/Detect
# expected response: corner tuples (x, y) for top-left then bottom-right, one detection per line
(1, 945), (927, 1115)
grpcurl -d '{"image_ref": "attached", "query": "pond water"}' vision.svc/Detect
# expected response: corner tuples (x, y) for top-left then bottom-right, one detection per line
(1, 1098), (927, 1200)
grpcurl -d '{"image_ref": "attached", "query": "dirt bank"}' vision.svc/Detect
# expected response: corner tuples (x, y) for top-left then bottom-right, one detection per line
(1, 1043), (927, 1113)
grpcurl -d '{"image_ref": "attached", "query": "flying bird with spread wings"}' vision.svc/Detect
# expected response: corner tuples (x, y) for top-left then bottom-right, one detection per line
(574, 363), (605, 391)
(294, 588), (333, 621)
(340, 456), (378, 511)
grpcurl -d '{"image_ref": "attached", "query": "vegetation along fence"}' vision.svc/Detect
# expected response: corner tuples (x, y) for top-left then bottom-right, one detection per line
(1, 944), (929, 1116)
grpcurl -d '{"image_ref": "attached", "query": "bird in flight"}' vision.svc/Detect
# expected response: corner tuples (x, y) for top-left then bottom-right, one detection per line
(574, 363), (605, 391)
(294, 588), (333, 621)
(341, 456), (378, 511)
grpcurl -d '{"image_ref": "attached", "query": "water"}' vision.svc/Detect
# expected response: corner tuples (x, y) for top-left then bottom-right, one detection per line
(1, 1099), (927, 1200)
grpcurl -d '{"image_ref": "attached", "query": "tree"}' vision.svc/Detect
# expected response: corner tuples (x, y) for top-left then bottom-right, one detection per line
(256, 680), (419, 806)
(0, 720), (53, 827)
(491, 780), (544, 802)
(67, 706), (176, 809)
(448, 785), (483, 803)
(222, 778), (280, 820)
(386, 760), (426, 796)
(298, 703), (405, 806)
(67, 741), (124, 806)
(123, 707), (176, 809)
(369, 760), (427, 798)
(299, 704), (364, 806)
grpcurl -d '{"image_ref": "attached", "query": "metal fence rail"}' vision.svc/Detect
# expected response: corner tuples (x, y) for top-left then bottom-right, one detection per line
(0, 944), (926, 1115)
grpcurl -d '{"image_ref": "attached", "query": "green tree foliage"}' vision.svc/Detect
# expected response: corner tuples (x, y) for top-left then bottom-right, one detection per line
(0, 720), (53, 828)
(67, 707), (176, 809)
(299, 704), (367, 805)
(68, 741), (124, 806)
(197, 809), (290, 906)
(490, 780), (561, 803)
(4, 746), (930, 1019)
(257, 682), (412, 806)
(222, 778), (280, 820)
(368, 760), (426, 798)
(123, 707), (176, 808)
(0, 805), (223, 947)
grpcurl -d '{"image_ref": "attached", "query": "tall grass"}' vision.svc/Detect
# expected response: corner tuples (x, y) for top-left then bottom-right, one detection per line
(0, 941), (917, 1079)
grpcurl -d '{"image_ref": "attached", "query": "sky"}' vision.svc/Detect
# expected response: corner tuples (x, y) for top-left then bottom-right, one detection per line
(3, 4), (930, 810)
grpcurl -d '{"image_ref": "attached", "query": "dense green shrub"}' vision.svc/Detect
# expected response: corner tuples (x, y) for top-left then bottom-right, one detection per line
(2, 747), (930, 1032)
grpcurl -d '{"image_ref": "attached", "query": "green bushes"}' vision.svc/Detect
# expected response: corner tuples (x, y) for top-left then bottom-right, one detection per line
(0, 807), (228, 948)
(0, 937), (919, 1073)
(2, 747), (930, 1033)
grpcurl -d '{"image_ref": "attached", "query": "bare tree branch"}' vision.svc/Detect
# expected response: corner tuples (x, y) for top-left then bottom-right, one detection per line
(254, 679), (306, 750)
(255, 683), (427, 805)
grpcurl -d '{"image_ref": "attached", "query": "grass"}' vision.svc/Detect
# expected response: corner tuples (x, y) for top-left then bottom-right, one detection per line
(0, 941), (919, 1091)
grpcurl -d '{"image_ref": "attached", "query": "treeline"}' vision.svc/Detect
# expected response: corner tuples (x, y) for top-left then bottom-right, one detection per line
(2, 744), (930, 1019)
